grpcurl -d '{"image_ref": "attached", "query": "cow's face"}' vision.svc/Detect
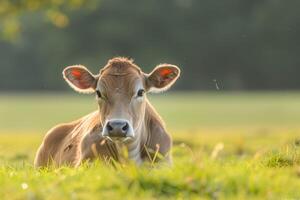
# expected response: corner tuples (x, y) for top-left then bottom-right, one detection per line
(63, 58), (180, 141)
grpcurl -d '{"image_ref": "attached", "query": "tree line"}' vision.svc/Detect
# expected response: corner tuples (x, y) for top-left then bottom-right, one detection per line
(0, 0), (299, 91)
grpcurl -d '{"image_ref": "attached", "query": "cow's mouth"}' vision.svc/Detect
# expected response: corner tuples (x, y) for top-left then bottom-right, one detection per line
(103, 135), (134, 143)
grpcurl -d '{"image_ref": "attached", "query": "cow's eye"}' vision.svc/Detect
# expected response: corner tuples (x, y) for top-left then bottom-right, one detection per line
(137, 89), (145, 97)
(96, 90), (102, 98)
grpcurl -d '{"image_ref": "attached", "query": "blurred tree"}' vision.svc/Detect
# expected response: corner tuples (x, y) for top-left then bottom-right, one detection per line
(0, 0), (299, 91)
(0, 0), (99, 41)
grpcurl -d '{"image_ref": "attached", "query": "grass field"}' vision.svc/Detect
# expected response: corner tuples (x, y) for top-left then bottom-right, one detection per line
(0, 92), (300, 199)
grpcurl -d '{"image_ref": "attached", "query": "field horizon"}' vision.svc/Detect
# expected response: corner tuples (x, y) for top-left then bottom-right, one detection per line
(0, 92), (299, 199)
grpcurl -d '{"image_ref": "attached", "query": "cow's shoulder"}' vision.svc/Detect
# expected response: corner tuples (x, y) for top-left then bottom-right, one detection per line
(148, 116), (172, 155)
(143, 103), (172, 162)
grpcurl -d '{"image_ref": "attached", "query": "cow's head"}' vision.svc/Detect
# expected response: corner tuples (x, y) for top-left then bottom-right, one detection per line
(63, 57), (180, 141)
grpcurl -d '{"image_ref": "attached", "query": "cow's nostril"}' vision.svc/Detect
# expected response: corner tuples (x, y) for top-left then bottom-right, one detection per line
(107, 123), (113, 131)
(105, 120), (130, 137)
(122, 123), (129, 132)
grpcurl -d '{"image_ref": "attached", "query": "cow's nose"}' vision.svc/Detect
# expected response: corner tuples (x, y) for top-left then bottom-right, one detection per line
(105, 120), (129, 137)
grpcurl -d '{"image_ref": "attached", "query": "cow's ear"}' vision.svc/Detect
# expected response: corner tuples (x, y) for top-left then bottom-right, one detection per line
(63, 65), (98, 94)
(146, 64), (180, 92)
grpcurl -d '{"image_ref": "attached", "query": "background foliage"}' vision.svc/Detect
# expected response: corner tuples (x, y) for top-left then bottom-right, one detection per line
(0, 0), (299, 91)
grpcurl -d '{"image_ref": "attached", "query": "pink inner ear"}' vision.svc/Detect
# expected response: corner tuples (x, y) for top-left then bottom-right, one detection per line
(160, 68), (173, 77)
(71, 69), (82, 78)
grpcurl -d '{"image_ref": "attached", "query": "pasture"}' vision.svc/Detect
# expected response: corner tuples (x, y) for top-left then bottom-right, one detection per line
(0, 92), (300, 199)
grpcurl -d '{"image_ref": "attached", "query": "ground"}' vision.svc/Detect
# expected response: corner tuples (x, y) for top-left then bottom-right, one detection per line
(0, 92), (299, 199)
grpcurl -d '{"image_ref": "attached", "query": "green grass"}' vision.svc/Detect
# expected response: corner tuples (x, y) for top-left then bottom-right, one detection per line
(0, 92), (300, 199)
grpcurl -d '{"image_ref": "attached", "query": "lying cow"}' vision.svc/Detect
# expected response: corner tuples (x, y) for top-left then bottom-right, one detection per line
(34, 57), (180, 167)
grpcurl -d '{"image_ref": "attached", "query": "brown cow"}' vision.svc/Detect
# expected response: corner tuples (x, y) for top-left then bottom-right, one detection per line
(34, 57), (180, 167)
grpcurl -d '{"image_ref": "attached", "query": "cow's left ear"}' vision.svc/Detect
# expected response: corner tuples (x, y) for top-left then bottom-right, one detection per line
(146, 64), (180, 92)
(63, 65), (98, 94)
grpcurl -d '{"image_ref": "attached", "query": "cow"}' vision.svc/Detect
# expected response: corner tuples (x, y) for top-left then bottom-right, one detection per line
(34, 57), (180, 167)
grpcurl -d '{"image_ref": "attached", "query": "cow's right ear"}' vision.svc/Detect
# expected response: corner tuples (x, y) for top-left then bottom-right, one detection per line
(63, 65), (98, 94)
(145, 64), (180, 93)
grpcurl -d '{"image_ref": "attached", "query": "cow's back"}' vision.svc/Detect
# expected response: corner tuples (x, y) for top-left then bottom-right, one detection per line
(34, 120), (82, 167)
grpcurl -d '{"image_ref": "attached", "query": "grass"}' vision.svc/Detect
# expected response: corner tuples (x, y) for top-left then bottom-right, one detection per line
(0, 92), (300, 199)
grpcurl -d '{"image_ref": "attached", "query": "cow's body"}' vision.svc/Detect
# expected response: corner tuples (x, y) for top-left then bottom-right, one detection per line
(34, 57), (179, 167)
(34, 102), (171, 167)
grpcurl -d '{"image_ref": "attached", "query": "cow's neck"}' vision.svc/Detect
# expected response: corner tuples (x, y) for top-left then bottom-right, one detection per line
(114, 120), (146, 165)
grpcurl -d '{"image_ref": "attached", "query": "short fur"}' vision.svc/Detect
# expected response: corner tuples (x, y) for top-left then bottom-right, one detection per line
(34, 57), (180, 167)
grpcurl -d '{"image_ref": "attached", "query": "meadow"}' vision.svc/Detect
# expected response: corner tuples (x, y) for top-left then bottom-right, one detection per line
(0, 92), (300, 199)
